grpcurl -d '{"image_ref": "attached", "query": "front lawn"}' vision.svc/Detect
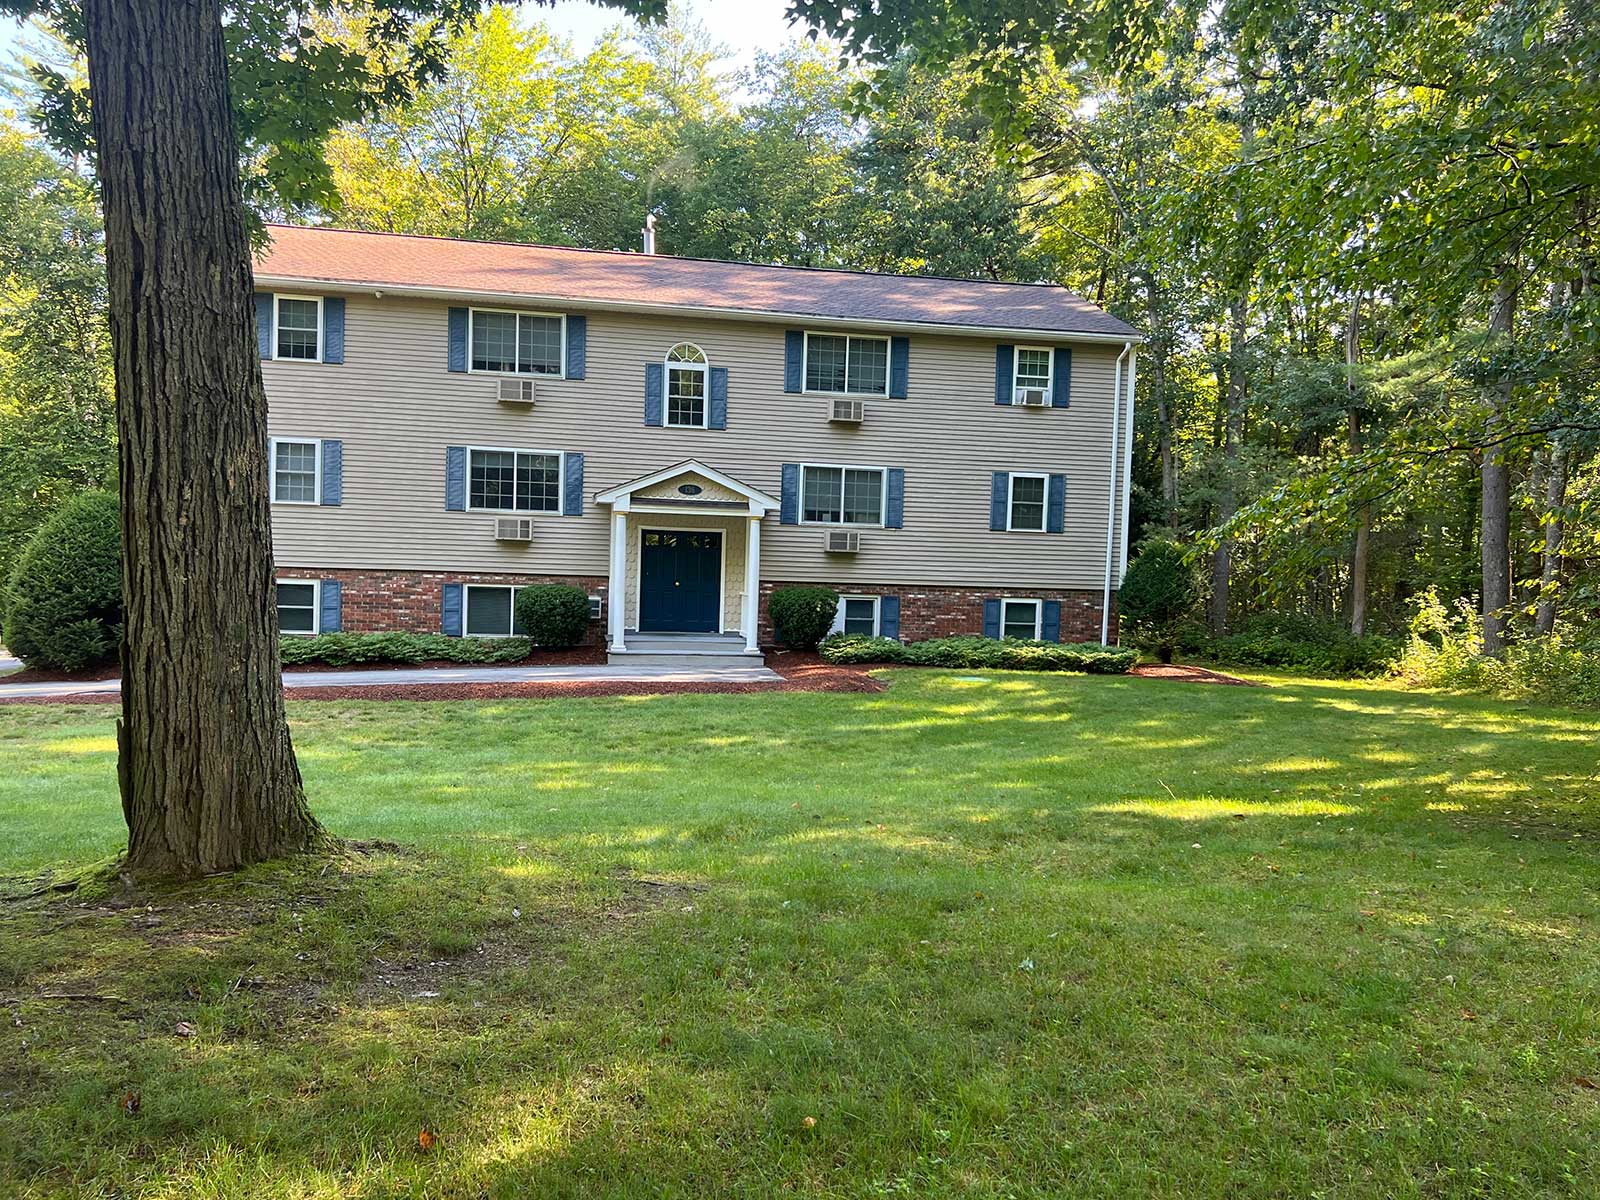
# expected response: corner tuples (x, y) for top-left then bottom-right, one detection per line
(2, 671), (1597, 1197)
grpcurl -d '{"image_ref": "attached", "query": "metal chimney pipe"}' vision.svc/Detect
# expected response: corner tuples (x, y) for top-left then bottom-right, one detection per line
(642, 214), (657, 255)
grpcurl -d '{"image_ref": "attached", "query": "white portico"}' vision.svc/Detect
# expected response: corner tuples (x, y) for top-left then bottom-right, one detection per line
(595, 460), (779, 662)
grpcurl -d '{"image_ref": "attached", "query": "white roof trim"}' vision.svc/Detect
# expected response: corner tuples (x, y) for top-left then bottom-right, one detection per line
(595, 459), (780, 512)
(253, 274), (1145, 345)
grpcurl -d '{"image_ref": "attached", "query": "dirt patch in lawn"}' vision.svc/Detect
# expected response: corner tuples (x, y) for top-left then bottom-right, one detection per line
(1129, 662), (1256, 685)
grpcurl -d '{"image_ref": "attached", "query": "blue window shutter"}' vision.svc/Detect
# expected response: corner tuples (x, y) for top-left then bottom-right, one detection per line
(784, 330), (803, 393)
(880, 595), (901, 641)
(644, 363), (664, 426)
(885, 468), (905, 529)
(709, 367), (728, 429)
(441, 583), (463, 637)
(563, 451), (584, 516)
(990, 472), (1009, 531)
(445, 446), (467, 511)
(320, 439), (342, 506)
(1041, 600), (1062, 643)
(1052, 347), (1071, 407)
(995, 344), (1013, 405)
(780, 463), (799, 525)
(447, 307), (468, 373)
(982, 598), (1001, 639)
(1047, 473), (1067, 534)
(889, 336), (910, 399)
(323, 297), (345, 364)
(255, 293), (273, 360)
(319, 580), (342, 633)
(566, 314), (586, 379)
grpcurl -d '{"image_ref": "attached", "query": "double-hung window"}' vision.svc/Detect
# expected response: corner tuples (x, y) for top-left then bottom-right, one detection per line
(275, 296), (322, 361)
(838, 595), (880, 637)
(464, 585), (526, 637)
(802, 464), (884, 526)
(271, 438), (320, 504)
(276, 580), (319, 635)
(1007, 473), (1047, 532)
(1014, 347), (1052, 396)
(1002, 598), (1042, 640)
(804, 333), (889, 396)
(468, 448), (561, 512)
(470, 309), (563, 376)
(666, 343), (708, 427)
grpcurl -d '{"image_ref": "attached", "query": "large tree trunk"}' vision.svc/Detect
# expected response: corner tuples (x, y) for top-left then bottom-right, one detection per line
(1534, 446), (1566, 635)
(1345, 293), (1368, 636)
(86, 0), (323, 876)
(1480, 263), (1517, 656)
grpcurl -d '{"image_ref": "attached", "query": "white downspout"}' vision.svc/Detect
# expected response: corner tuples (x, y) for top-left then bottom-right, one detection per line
(1101, 341), (1132, 644)
(1117, 349), (1138, 632)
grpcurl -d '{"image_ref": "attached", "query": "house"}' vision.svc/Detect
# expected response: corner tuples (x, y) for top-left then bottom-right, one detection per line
(255, 225), (1141, 663)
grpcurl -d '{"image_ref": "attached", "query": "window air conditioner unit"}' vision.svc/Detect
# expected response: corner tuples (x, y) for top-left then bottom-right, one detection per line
(494, 517), (534, 542)
(830, 397), (865, 423)
(824, 529), (861, 554)
(1014, 386), (1049, 407)
(497, 378), (536, 406)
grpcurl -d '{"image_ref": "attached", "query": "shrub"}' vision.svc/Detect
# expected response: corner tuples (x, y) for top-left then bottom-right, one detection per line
(280, 632), (534, 667)
(769, 585), (839, 649)
(1200, 612), (1400, 677)
(1119, 537), (1201, 663)
(513, 584), (591, 648)
(3, 491), (121, 671)
(819, 632), (1136, 674)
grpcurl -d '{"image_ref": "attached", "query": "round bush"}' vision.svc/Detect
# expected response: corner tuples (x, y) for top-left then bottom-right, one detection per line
(3, 490), (122, 671)
(513, 584), (591, 648)
(1119, 537), (1201, 663)
(768, 585), (839, 649)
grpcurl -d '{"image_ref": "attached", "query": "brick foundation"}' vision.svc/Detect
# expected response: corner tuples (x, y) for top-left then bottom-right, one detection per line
(282, 567), (1118, 647)
(757, 581), (1116, 645)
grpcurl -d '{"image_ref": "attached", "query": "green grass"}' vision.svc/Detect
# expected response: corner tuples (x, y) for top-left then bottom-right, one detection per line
(2, 670), (1598, 1198)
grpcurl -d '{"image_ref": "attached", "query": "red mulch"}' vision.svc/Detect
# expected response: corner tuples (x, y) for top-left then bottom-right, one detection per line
(1, 663), (121, 686)
(3, 649), (883, 705)
(1129, 662), (1256, 686)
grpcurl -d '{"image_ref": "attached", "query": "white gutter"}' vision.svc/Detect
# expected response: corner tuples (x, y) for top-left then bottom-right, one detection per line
(1101, 341), (1133, 644)
(253, 274), (1146, 346)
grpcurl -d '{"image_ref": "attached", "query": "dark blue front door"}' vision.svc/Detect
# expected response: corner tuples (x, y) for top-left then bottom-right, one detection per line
(639, 529), (722, 632)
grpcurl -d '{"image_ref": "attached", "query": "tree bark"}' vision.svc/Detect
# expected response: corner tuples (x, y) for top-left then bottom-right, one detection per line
(1345, 292), (1368, 636)
(1480, 262), (1516, 656)
(1147, 277), (1177, 516)
(1534, 445), (1566, 635)
(1210, 288), (1247, 633)
(85, 0), (323, 876)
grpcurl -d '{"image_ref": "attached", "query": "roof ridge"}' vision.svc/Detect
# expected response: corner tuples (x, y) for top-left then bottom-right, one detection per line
(262, 223), (1092, 298)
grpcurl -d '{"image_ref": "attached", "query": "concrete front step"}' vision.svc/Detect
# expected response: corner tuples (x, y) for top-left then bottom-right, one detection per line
(609, 634), (763, 669)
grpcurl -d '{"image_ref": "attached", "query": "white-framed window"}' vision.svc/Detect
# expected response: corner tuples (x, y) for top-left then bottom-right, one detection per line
(801, 463), (885, 526)
(588, 594), (603, 621)
(276, 579), (320, 635)
(469, 308), (564, 376)
(1007, 472), (1048, 532)
(1014, 346), (1052, 397)
(464, 584), (527, 637)
(270, 438), (320, 505)
(833, 594), (880, 637)
(804, 331), (889, 396)
(665, 342), (708, 428)
(467, 447), (562, 513)
(1001, 598), (1042, 640)
(274, 295), (322, 362)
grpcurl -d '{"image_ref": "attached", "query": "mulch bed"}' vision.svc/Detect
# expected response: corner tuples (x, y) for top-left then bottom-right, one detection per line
(1129, 662), (1256, 686)
(2, 649), (884, 705)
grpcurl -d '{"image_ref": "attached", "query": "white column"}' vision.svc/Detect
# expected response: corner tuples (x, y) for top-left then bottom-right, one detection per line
(743, 514), (762, 653)
(608, 510), (628, 651)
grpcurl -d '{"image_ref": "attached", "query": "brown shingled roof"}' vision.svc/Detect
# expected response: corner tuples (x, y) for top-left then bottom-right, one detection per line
(256, 224), (1141, 340)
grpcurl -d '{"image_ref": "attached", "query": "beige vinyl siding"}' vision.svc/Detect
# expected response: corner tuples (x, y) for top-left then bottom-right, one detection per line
(265, 294), (1132, 590)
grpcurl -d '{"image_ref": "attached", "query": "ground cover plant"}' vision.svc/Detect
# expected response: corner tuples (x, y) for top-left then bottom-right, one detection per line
(278, 632), (541, 667)
(2, 670), (1597, 1198)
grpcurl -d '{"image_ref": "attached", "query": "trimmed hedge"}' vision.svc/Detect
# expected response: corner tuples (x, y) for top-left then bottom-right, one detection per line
(514, 584), (590, 648)
(3, 491), (122, 671)
(769, 585), (839, 649)
(820, 633), (1137, 674)
(280, 632), (535, 667)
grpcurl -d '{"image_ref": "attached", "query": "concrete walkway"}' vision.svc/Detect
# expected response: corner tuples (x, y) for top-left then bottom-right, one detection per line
(0, 661), (782, 701)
